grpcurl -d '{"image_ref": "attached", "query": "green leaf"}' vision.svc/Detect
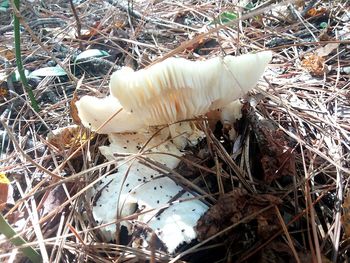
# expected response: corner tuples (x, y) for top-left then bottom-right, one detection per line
(320, 22), (328, 29)
(75, 49), (109, 62)
(0, 0), (9, 9)
(212, 11), (237, 25)
(11, 69), (30, 82)
(29, 66), (67, 77)
(245, 2), (255, 10)
(13, 0), (39, 112)
(0, 213), (42, 262)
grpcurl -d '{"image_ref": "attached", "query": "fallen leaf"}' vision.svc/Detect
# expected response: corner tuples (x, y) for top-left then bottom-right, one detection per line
(0, 46), (15, 60)
(185, 37), (206, 51)
(80, 21), (102, 40)
(70, 93), (81, 125)
(306, 8), (317, 17)
(114, 19), (127, 29)
(196, 189), (282, 241)
(29, 66), (67, 77)
(248, 111), (296, 183)
(211, 11), (237, 25)
(305, 7), (328, 18)
(0, 172), (10, 212)
(11, 69), (30, 82)
(0, 85), (8, 98)
(74, 49), (109, 63)
(301, 54), (325, 76)
(295, 0), (305, 8)
(319, 29), (331, 41)
(39, 184), (73, 238)
(47, 125), (93, 151)
(0, 0), (9, 11)
(342, 194), (350, 238)
(316, 43), (339, 57)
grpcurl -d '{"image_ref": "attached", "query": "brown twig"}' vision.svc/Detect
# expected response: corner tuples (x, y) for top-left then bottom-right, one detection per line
(69, 0), (83, 50)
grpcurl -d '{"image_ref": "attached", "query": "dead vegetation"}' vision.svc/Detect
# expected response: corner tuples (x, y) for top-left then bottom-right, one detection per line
(1, 0), (350, 262)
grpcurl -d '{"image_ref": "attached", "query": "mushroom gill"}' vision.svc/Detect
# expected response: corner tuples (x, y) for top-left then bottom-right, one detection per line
(110, 51), (272, 126)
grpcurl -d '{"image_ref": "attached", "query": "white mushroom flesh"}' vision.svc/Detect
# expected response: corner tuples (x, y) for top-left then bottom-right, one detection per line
(93, 126), (208, 253)
(79, 52), (272, 253)
(75, 95), (146, 133)
(110, 51), (272, 126)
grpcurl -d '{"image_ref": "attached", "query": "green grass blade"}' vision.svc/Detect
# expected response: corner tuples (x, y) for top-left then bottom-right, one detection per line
(13, 0), (40, 112)
(0, 213), (42, 262)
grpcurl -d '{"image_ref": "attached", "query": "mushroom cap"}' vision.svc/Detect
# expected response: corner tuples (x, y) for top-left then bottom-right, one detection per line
(75, 95), (146, 134)
(100, 129), (181, 169)
(93, 128), (208, 253)
(110, 51), (272, 126)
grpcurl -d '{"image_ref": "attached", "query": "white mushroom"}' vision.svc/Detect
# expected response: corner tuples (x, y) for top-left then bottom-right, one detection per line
(76, 51), (271, 133)
(75, 95), (146, 134)
(78, 51), (272, 253)
(220, 100), (244, 125)
(168, 122), (205, 150)
(221, 100), (245, 140)
(93, 127), (208, 253)
(110, 51), (272, 126)
(99, 128), (181, 169)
